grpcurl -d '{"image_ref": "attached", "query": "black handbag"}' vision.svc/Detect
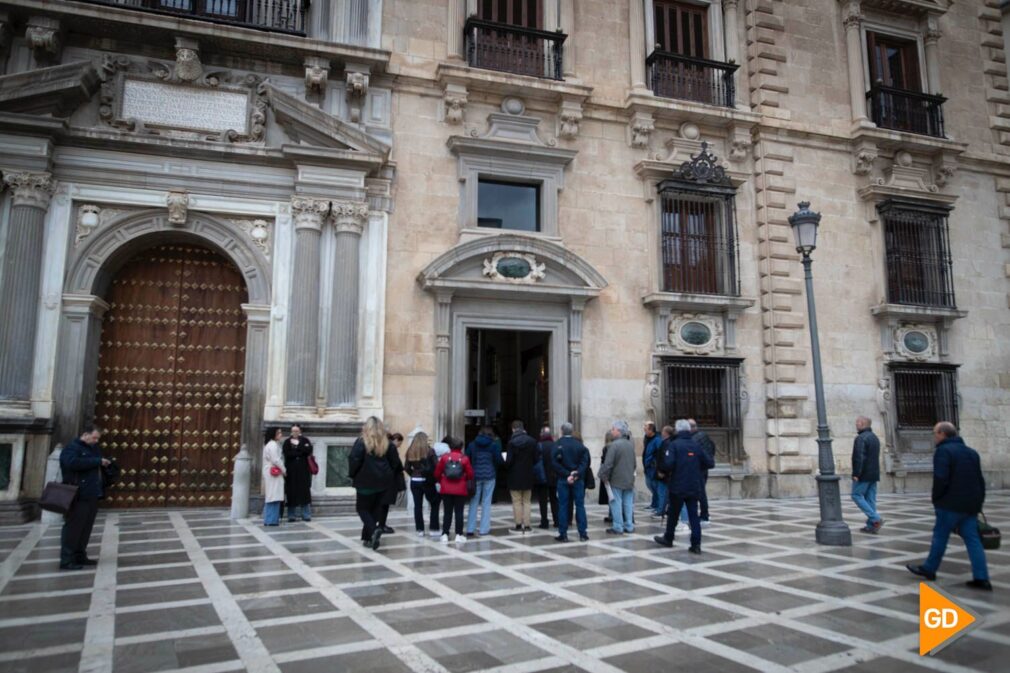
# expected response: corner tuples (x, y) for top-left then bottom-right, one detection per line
(979, 513), (1001, 550)
(39, 482), (78, 514)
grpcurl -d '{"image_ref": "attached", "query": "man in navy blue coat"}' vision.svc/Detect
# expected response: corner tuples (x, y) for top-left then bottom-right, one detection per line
(551, 422), (590, 542)
(59, 425), (109, 570)
(907, 422), (991, 591)
(654, 419), (714, 553)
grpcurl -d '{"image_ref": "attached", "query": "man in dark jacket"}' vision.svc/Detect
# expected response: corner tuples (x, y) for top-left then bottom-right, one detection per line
(60, 425), (109, 570)
(654, 419), (714, 553)
(642, 422), (662, 514)
(688, 419), (716, 525)
(466, 427), (500, 537)
(552, 422), (590, 542)
(506, 420), (538, 533)
(907, 422), (991, 591)
(850, 416), (883, 534)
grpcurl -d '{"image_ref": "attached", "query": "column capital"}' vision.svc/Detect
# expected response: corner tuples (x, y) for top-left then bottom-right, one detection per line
(841, 0), (862, 29)
(3, 171), (55, 209)
(723, 0), (740, 10)
(330, 200), (369, 235)
(290, 196), (329, 231)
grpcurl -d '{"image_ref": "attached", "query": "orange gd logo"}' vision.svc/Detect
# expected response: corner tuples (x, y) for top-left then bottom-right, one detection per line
(919, 583), (980, 656)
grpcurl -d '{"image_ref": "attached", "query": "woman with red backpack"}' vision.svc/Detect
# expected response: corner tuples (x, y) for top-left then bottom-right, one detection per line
(433, 436), (474, 545)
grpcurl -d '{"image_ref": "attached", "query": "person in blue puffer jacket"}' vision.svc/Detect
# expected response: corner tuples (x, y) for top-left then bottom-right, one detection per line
(465, 426), (502, 537)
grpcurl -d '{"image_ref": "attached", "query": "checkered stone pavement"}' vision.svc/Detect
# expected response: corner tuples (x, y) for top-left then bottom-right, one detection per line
(0, 492), (1007, 673)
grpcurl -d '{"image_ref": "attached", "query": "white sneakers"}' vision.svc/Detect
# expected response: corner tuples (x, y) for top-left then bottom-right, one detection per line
(455, 534), (466, 545)
(440, 533), (449, 544)
(700, 520), (711, 529)
(416, 530), (426, 537)
(429, 530), (441, 538)
(675, 522), (689, 534)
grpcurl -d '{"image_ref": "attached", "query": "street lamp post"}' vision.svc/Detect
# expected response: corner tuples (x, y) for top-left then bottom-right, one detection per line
(788, 202), (852, 547)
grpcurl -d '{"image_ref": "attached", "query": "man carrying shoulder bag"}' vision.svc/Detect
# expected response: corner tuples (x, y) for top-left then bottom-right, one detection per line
(59, 425), (109, 570)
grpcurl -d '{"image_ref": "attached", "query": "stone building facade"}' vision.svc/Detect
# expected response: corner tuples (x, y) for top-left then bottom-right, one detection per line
(0, 0), (1007, 521)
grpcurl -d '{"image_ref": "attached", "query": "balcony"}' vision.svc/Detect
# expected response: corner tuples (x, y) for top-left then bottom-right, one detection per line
(867, 84), (946, 139)
(647, 50), (738, 109)
(464, 17), (565, 81)
(77, 0), (308, 35)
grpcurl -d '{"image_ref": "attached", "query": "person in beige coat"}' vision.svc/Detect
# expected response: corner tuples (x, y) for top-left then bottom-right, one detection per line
(262, 427), (286, 526)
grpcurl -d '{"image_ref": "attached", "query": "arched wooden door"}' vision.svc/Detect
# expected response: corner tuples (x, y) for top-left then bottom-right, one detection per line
(94, 243), (248, 507)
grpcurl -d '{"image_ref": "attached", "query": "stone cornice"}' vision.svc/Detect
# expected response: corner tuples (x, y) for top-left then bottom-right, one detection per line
(447, 136), (577, 166)
(642, 292), (756, 316)
(436, 62), (592, 104)
(3, 170), (55, 209)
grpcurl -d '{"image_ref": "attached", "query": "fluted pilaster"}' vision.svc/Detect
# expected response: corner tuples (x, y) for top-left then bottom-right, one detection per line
(0, 171), (54, 401)
(326, 200), (368, 407)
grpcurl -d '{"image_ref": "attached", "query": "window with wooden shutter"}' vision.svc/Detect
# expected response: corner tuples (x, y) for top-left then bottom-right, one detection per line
(478, 0), (542, 29)
(654, 1), (709, 58)
(866, 32), (921, 92)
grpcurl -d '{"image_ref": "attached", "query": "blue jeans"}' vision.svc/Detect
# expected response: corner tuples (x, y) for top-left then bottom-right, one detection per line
(609, 486), (635, 533)
(923, 507), (989, 581)
(646, 475), (659, 511)
(263, 501), (281, 525)
(850, 480), (881, 525)
(557, 478), (587, 538)
(288, 503), (312, 521)
(467, 478), (495, 535)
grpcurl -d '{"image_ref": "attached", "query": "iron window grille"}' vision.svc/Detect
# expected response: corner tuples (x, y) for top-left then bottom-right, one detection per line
(879, 199), (956, 309)
(658, 143), (740, 296)
(661, 357), (744, 465)
(890, 363), (959, 431)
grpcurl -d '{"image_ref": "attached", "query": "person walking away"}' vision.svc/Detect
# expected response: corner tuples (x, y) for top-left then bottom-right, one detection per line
(599, 420), (636, 535)
(348, 417), (398, 550)
(282, 425), (313, 522)
(404, 432), (440, 537)
(435, 436), (474, 544)
(59, 425), (109, 570)
(466, 426), (501, 537)
(688, 419), (716, 527)
(907, 422), (991, 591)
(850, 416), (883, 534)
(378, 432), (405, 534)
(643, 422), (662, 514)
(536, 427), (558, 529)
(653, 419), (714, 553)
(505, 420), (538, 533)
(552, 422), (590, 542)
(262, 428), (286, 526)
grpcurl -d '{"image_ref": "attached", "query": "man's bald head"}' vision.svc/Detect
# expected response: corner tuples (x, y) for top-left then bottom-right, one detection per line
(933, 421), (958, 440)
(855, 416), (871, 431)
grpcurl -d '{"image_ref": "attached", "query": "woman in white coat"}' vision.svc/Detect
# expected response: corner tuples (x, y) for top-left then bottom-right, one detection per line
(263, 427), (286, 526)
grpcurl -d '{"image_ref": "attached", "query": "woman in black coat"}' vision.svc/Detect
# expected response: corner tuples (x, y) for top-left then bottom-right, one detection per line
(283, 424), (313, 522)
(348, 417), (400, 550)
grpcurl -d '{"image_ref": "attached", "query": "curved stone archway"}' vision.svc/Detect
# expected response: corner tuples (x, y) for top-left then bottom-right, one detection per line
(53, 211), (273, 476)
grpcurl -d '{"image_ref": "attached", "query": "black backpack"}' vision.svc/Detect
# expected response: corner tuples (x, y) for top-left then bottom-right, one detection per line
(444, 455), (464, 480)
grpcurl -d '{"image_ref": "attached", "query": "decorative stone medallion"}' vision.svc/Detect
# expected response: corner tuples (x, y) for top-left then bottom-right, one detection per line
(893, 324), (937, 361)
(482, 252), (546, 284)
(669, 314), (722, 355)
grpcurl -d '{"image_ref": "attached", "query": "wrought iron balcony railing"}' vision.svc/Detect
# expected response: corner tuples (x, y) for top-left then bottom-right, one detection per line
(647, 49), (738, 108)
(77, 0), (308, 35)
(867, 84), (946, 138)
(464, 17), (565, 81)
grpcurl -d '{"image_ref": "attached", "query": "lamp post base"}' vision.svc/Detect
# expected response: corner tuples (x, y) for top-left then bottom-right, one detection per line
(815, 473), (852, 546)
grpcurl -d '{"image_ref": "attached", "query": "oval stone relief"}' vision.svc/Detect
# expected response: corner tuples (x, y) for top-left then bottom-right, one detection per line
(496, 256), (532, 279)
(903, 330), (930, 354)
(680, 322), (713, 346)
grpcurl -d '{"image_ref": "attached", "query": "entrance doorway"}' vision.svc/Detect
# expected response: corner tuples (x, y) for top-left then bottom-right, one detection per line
(93, 243), (248, 507)
(465, 329), (550, 445)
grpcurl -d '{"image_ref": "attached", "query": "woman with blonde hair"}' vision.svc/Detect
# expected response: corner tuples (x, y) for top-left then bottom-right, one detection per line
(262, 427), (285, 526)
(348, 417), (399, 550)
(404, 432), (440, 536)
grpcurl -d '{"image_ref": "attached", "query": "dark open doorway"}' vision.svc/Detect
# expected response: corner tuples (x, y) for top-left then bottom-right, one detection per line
(464, 329), (550, 446)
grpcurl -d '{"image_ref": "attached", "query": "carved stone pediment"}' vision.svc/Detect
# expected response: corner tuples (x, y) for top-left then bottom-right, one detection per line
(264, 84), (390, 157)
(0, 61), (101, 116)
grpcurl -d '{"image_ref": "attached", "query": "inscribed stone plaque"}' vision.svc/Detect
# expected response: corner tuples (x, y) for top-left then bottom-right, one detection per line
(121, 79), (249, 133)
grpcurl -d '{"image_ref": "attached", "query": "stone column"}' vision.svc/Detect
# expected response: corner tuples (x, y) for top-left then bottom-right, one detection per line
(0, 171), (54, 402)
(434, 290), (453, 441)
(240, 304), (270, 478)
(52, 294), (108, 443)
(723, 0), (745, 108)
(285, 196), (328, 407)
(568, 299), (586, 430)
(560, 0), (575, 78)
(629, 0), (648, 91)
(326, 201), (368, 408)
(447, 0), (466, 60)
(841, 0), (868, 122)
(923, 20), (942, 95)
